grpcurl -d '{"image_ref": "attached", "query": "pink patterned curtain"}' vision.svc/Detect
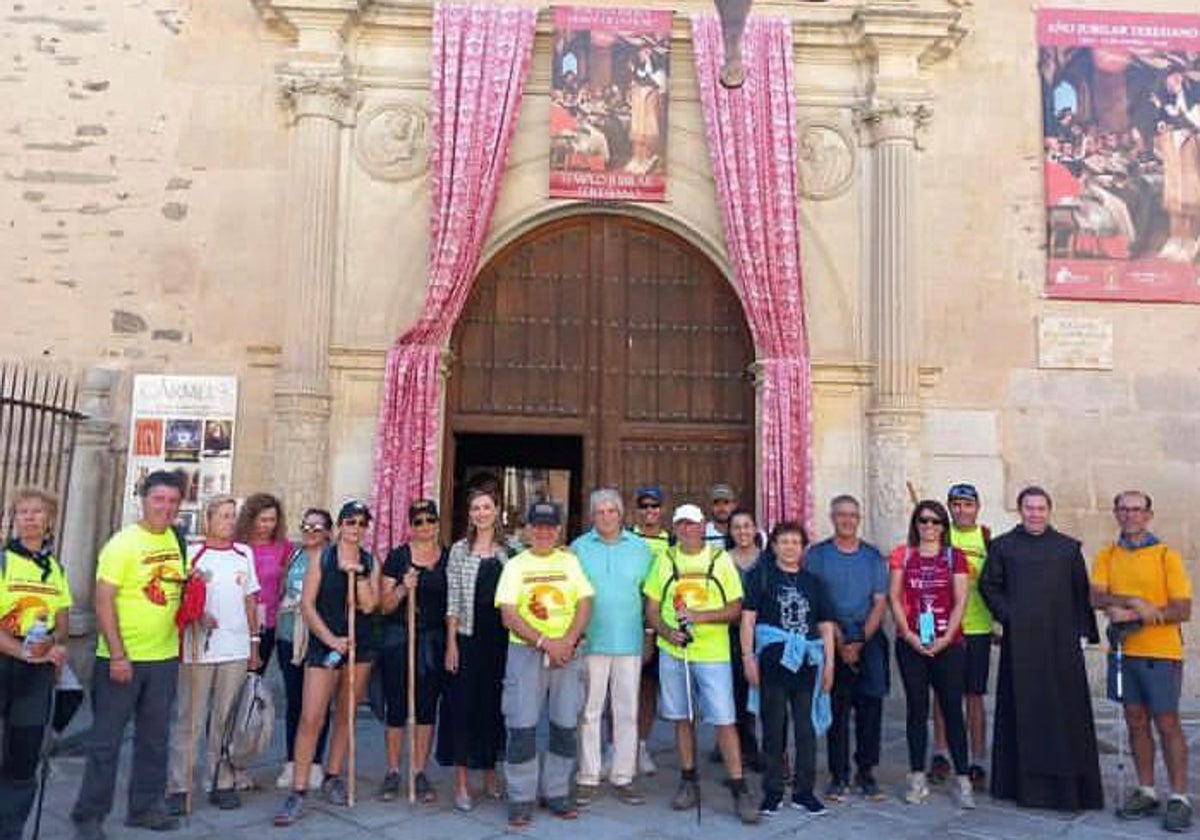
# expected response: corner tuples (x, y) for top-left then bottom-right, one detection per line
(369, 3), (537, 551)
(692, 14), (813, 528)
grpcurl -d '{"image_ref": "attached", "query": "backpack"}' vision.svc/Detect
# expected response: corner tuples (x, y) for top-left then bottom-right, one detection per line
(216, 672), (275, 779)
(658, 544), (728, 608)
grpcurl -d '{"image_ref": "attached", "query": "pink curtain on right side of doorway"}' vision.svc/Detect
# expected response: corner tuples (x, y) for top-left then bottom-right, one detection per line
(692, 14), (813, 529)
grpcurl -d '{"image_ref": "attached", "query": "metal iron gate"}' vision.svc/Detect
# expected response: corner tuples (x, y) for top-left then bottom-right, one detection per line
(0, 363), (81, 537)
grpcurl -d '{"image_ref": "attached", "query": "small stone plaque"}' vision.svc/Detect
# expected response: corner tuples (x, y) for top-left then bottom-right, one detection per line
(1038, 315), (1113, 370)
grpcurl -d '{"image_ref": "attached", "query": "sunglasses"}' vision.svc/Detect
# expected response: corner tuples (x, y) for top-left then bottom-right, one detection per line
(412, 515), (438, 526)
(341, 518), (368, 528)
(916, 516), (944, 526)
(300, 523), (327, 533)
(638, 502), (661, 509)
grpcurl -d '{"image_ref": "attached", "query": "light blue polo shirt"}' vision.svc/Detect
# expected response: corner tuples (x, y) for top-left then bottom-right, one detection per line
(571, 528), (653, 656)
(804, 538), (886, 642)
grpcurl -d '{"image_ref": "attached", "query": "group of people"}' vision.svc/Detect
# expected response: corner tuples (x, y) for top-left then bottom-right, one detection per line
(0, 471), (1192, 839)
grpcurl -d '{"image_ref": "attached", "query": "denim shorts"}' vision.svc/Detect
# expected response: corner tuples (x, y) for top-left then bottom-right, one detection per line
(658, 652), (736, 726)
(1108, 655), (1182, 715)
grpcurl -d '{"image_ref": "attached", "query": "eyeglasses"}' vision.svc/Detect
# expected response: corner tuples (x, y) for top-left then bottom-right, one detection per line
(341, 518), (368, 528)
(638, 502), (660, 510)
(300, 523), (326, 533)
(1116, 506), (1148, 514)
(916, 516), (944, 526)
(412, 516), (438, 526)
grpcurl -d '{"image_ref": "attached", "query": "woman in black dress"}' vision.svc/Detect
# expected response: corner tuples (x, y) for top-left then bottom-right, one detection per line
(438, 488), (518, 811)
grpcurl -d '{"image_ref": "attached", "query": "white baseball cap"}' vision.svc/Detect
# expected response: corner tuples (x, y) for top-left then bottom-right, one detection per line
(672, 503), (705, 524)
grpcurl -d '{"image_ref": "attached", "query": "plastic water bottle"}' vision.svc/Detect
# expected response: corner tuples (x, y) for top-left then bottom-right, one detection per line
(324, 649), (343, 668)
(23, 616), (50, 660)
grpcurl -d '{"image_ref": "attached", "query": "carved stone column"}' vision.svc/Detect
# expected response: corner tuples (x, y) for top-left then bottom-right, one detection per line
(271, 56), (355, 518)
(60, 367), (118, 635)
(861, 100), (930, 548)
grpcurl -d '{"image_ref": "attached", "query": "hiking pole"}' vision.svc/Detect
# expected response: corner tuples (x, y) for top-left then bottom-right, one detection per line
(185, 629), (201, 818)
(683, 640), (701, 825)
(30, 668), (58, 840)
(347, 567), (358, 808)
(31, 663), (83, 840)
(1114, 633), (1127, 813)
(406, 579), (418, 804)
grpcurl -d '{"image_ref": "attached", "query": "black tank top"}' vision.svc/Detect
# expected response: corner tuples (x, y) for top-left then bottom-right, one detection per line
(315, 545), (375, 640)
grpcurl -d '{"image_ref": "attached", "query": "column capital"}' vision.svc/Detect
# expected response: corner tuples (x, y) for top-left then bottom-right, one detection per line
(277, 60), (358, 125)
(856, 97), (933, 146)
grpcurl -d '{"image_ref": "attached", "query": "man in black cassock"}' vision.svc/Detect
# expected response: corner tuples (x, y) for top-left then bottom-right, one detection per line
(979, 486), (1103, 812)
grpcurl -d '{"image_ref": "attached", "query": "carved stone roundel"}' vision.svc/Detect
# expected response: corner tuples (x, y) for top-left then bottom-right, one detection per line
(796, 120), (856, 201)
(356, 100), (431, 182)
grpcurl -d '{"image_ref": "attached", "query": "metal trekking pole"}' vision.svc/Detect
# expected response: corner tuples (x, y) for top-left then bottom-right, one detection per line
(1114, 633), (1127, 812)
(675, 597), (701, 825)
(347, 567), (358, 808)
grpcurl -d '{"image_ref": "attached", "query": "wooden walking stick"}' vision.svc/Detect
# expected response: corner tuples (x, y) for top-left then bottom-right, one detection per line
(184, 629), (201, 817)
(406, 579), (417, 804)
(347, 567), (358, 808)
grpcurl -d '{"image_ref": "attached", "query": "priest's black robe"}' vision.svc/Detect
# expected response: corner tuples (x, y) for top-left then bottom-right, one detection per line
(978, 524), (1103, 811)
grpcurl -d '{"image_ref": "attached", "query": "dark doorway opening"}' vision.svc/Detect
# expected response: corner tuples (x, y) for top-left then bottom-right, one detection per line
(450, 433), (585, 542)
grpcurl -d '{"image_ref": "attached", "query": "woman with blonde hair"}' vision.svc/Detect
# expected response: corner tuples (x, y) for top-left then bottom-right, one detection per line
(0, 487), (70, 840)
(165, 495), (261, 814)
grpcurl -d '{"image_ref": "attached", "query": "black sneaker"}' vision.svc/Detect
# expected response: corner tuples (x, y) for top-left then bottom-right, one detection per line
(792, 791), (828, 815)
(378, 770), (401, 802)
(124, 811), (180, 832)
(824, 778), (848, 801)
(928, 754), (951, 785)
(759, 792), (783, 815)
(163, 793), (187, 818)
(1117, 788), (1161, 820)
(967, 763), (987, 792)
(854, 770), (886, 801)
(322, 774), (348, 807)
(1164, 797), (1192, 833)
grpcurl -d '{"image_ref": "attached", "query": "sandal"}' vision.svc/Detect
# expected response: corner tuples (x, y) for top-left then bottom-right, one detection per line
(415, 772), (437, 803)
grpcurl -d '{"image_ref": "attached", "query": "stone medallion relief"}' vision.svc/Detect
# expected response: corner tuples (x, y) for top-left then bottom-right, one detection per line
(795, 119), (856, 201)
(355, 100), (431, 181)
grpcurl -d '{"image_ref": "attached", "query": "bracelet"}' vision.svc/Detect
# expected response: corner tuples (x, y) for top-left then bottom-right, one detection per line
(250, 635), (262, 642)
(742, 652), (755, 660)
(535, 634), (545, 650)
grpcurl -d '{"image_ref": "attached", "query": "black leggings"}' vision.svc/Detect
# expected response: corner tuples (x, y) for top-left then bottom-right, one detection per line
(896, 641), (968, 774)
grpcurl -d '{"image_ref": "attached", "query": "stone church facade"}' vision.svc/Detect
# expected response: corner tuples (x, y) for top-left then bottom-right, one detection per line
(4, 1), (1199, 678)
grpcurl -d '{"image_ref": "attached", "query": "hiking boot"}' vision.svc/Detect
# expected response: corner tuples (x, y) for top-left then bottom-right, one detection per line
(1164, 797), (1193, 833)
(613, 782), (646, 806)
(733, 786), (762, 825)
(73, 819), (105, 840)
(637, 740), (657, 776)
(415, 771), (437, 803)
(208, 788), (241, 810)
(967, 763), (987, 792)
(1117, 787), (1161, 820)
(273, 791), (305, 827)
(322, 774), (348, 807)
(124, 811), (180, 832)
(163, 793), (187, 817)
(574, 783), (600, 808)
(954, 775), (976, 810)
(671, 779), (699, 811)
(928, 754), (951, 785)
(759, 792), (783, 815)
(377, 769), (401, 802)
(823, 778), (848, 801)
(855, 770), (885, 801)
(905, 771), (930, 805)
(792, 791), (828, 815)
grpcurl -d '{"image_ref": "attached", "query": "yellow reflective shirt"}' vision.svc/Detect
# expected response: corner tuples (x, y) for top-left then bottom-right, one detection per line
(643, 544), (743, 664)
(95, 524), (185, 661)
(951, 525), (993, 635)
(494, 547), (595, 645)
(634, 527), (673, 566)
(0, 546), (72, 636)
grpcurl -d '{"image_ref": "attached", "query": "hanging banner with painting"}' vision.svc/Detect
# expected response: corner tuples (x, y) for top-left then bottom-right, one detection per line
(550, 6), (672, 201)
(1039, 9), (1200, 302)
(122, 375), (238, 537)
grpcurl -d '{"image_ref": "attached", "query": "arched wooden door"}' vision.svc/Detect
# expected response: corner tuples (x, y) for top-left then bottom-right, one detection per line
(443, 215), (755, 537)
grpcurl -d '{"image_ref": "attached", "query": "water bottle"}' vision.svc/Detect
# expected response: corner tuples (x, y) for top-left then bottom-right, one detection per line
(918, 597), (935, 648)
(672, 595), (694, 646)
(324, 649), (343, 668)
(23, 616), (50, 660)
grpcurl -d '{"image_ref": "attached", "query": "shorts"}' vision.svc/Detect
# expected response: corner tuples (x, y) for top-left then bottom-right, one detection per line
(377, 632), (446, 727)
(1108, 655), (1182, 715)
(963, 633), (992, 695)
(304, 636), (378, 669)
(658, 653), (735, 726)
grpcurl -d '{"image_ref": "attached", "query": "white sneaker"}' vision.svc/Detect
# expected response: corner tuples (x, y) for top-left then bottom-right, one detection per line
(275, 761), (295, 790)
(308, 763), (325, 791)
(637, 741), (657, 776)
(905, 771), (929, 805)
(955, 775), (976, 810)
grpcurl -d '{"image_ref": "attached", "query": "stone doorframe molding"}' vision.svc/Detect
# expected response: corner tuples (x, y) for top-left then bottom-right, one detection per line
(250, 0), (972, 542)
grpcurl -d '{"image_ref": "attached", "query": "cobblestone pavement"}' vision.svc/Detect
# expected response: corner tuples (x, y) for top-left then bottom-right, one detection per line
(33, 697), (1197, 840)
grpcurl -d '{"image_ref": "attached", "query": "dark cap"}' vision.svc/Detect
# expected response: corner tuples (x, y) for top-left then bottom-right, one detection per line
(711, 483), (736, 501)
(635, 485), (663, 503)
(408, 498), (438, 522)
(526, 501), (562, 527)
(947, 483), (980, 503)
(337, 499), (373, 523)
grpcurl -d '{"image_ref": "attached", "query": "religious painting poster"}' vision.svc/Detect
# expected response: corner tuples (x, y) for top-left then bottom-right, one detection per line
(1039, 9), (1200, 302)
(549, 6), (672, 201)
(122, 375), (239, 536)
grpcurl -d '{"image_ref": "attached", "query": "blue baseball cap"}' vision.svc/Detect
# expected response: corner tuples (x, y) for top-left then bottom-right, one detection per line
(527, 501), (562, 526)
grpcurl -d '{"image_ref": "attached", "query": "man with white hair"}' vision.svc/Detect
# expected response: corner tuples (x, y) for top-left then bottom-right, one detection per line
(572, 489), (654, 806)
